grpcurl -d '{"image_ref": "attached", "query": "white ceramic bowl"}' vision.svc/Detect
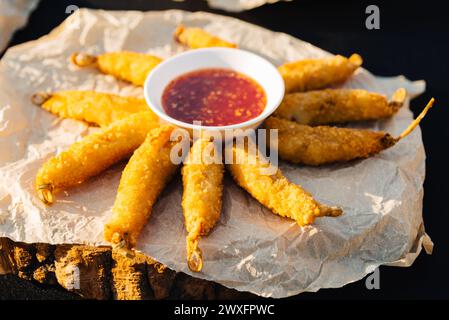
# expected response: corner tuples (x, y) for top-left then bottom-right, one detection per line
(143, 47), (284, 134)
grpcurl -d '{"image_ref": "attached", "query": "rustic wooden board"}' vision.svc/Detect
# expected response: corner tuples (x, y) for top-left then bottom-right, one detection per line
(0, 237), (254, 300)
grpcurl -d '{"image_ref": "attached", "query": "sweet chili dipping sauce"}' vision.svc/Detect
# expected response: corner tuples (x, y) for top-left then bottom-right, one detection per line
(162, 68), (266, 126)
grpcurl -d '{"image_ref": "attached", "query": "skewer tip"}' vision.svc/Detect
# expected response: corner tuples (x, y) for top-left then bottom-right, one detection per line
(318, 205), (343, 217)
(173, 24), (185, 43)
(70, 52), (97, 67)
(186, 227), (203, 272)
(349, 53), (363, 67)
(389, 88), (407, 112)
(37, 183), (54, 205)
(31, 92), (52, 106)
(397, 97), (435, 141)
(111, 232), (135, 258)
(187, 245), (203, 273)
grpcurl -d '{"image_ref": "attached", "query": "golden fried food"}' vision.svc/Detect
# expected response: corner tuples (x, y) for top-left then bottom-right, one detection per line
(174, 24), (237, 49)
(35, 112), (159, 205)
(71, 51), (162, 86)
(227, 143), (341, 226)
(274, 88), (407, 125)
(104, 126), (178, 249)
(278, 54), (362, 93)
(32, 90), (155, 127)
(182, 138), (224, 272)
(265, 98), (434, 165)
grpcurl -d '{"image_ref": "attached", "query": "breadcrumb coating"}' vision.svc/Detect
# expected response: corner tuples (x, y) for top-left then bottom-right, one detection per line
(33, 90), (154, 127)
(174, 24), (237, 49)
(104, 126), (178, 248)
(182, 138), (224, 272)
(35, 112), (159, 204)
(71, 51), (162, 86)
(278, 54), (362, 93)
(274, 88), (406, 125)
(227, 143), (341, 226)
(264, 116), (395, 166)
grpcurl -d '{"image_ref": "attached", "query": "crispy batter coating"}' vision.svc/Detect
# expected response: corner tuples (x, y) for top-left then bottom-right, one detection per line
(182, 138), (224, 272)
(32, 90), (155, 127)
(71, 51), (162, 86)
(104, 126), (178, 249)
(35, 112), (159, 205)
(274, 88), (407, 125)
(265, 116), (394, 165)
(265, 99), (433, 166)
(278, 54), (363, 93)
(227, 143), (341, 226)
(174, 24), (237, 49)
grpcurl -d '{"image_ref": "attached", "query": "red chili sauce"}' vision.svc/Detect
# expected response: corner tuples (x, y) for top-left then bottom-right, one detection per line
(162, 68), (266, 126)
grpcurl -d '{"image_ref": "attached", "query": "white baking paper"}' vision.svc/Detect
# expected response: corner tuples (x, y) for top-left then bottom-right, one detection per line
(0, 9), (432, 298)
(206, 0), (290, 12)
(0, 0), (39, 52)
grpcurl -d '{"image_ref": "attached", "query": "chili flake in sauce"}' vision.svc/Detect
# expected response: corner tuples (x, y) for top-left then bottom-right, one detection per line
(162, 68), (266, 126)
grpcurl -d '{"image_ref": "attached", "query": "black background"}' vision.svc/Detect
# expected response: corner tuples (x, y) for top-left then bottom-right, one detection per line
(1, 0), (448, 299)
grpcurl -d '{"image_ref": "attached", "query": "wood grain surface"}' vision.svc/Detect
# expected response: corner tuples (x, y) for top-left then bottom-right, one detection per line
(0, 237), (254, 300)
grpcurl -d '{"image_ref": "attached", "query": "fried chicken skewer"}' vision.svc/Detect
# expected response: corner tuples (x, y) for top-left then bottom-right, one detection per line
(227, 143), (342, 226)
(274, 88), (407, 125)
(265, 98), (434, 166)
(182, 138), (224, 272)
(174, 24), (237, 49)
(71, 51), (162, 86)
(278, 54), (363, 93)
(35, 112), (159, 205)
(104, 126), (178, 250)
(32, 91), (155, 127)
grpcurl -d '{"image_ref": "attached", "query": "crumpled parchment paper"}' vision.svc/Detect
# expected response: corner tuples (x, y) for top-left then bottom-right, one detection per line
(0, 9), (433, 298)
(0, 0), (39, 52)
(206, 0), (290, 12)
